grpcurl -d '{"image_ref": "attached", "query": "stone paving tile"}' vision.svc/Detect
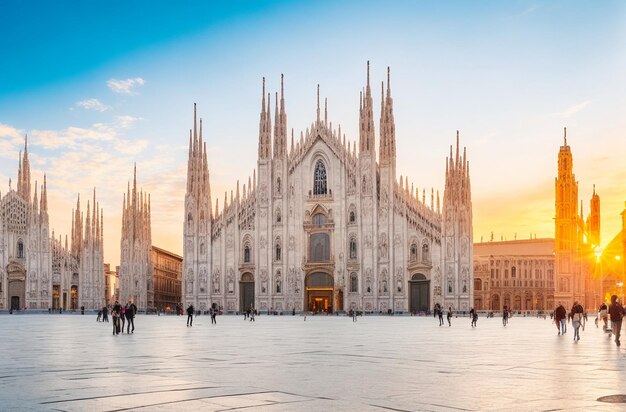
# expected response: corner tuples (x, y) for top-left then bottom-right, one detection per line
(1, 314), (625, 411)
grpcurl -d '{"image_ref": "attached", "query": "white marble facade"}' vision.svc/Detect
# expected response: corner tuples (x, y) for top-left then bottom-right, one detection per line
(183, 64), (473, 313)
(1, 138), (104, 311)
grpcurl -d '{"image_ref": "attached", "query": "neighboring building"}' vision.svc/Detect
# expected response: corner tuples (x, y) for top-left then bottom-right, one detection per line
(104, 263), (118, 305)
(118, 166), (153, 311)
(1, 138), (104, 311)
(151, 246), (182, 311)
(554, 129), (598, 309)
(473, 238), (555, 311)
(183, 64), (473, 314)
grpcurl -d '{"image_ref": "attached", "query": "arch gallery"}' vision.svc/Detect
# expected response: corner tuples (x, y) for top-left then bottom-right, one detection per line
(183, 64), (474, 314)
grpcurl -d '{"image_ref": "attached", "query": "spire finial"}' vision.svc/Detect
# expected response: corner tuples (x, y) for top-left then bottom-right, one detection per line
(324, 97), (328, 125)
(593, 183), (596, 195)
(564, 127), (567, 146)
(387, 66), (391, 97)
(281, 73), (284, 101)
(261, 77), (266, 112)
(366, 60), (370, 88)
(316, 84), (320, 123)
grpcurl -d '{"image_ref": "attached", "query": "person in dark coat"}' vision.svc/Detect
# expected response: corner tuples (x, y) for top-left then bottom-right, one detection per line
(125, 301), (137, 333)
(608, 295), (624, 346)
(112, 301), (122, 335)
(554, 303), (567, 335)
(102, 306), (109, 323)
(187, 304), (194, 326)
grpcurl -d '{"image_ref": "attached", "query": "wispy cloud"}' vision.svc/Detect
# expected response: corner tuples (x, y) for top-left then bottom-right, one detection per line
(518, 4), (539, 17)
(75, 98), (109, 112)
(116, 115), (142, 129)
(107, 77), (145, 95)
(553, 100), (591, 118)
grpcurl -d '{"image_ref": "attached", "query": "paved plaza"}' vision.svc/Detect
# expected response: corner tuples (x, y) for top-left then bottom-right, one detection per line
(1, 313), (625, 411)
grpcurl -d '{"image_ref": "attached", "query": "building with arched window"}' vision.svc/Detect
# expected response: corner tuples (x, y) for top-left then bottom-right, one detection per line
(183, 64), (474, 313)
(1, 137), (104, 311)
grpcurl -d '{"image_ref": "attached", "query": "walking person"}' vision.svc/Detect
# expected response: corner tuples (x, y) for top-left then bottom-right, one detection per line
(186, 304), (194, 326)
(502, 305), (509, 327)
(598, 301), (609, 330)
(249, 304), (256, 322)
(554, 302), (567, 335)
(571, 301), (584, 341)
(120, 305), (126, 333)
(112, 300), (122, 335)
(211, 308), (217, 324)
(102, 306), (109, 323)
(608, 295), (624, 346)
(471, 309), (478, 328)
(96, 310), (102, 322)
(125, 300), (137, 334)
(447, 306), (453, 327)
(469, 308), (475, 328)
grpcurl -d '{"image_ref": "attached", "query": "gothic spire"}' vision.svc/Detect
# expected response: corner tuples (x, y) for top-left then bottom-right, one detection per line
(359, 61), (375, 155)
(258, 78), (271, 160)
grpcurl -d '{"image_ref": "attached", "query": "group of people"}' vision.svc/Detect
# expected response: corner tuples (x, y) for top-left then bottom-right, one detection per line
(96, 307), (109, 322)
(186, 304), (219, 327)
(553, 295), (625, 345)
(433, 303), (454, 327)
(109, 300), (137, 335)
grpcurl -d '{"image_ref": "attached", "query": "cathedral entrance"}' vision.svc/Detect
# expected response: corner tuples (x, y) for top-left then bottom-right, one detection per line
(305, 273), (333, 313)
(7, 260), (26, 311)
(71, 286), (78, 310)
(52, 285), (60, 310)
(409, 273), (430, 313)
(239, 272), (254, 312)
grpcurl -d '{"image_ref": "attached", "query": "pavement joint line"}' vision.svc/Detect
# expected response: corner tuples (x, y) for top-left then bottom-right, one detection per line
(39, 385), (223, 404)
(102, 391), (285, 412)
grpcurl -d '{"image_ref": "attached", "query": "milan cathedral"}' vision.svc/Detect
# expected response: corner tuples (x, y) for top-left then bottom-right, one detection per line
(118, 166), (153, 310)
(183, 64), (474, 314)
(1, 138), (104, 311)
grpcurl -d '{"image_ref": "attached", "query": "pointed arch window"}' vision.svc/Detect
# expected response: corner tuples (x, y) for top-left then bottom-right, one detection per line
(422, 243), (430, 263)
(349, 238), (357, 259)
(410, 243), (418, 261)
(313, 160), (327, 195)
(244, 244), (251, 263)
(275, 239), (282, 261)
(350, 273), (358, 293)
(17, 240), (24, 259)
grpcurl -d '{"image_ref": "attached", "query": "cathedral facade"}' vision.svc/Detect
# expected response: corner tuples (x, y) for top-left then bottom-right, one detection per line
(118, 166), (153, 310)
(1, 139), (104, 311)
(183, 64), (473, 314)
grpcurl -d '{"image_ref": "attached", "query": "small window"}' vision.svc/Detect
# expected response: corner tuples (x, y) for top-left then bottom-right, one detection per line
(276, 209), (282, 223)
(244, 245), (251, 263)
(350, 274), (358, 293)
(313, 213), (327, 225)
(313, 160), (328, 195)
(422, 244), (430, 263)
(410, 243), (418, 261)
(275, 242), (282, 261)
(349, 238), (357, 259)
(511, 266), (516, 278)
(276, 177), (281, 194)
(17, 240), (24, 259)
(349, 211), (356, 223)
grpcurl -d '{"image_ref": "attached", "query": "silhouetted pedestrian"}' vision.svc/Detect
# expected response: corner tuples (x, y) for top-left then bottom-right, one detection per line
(187, 304), (194, 326)
(609, 295), (624, 346)
(125, 301), (137, 333)
(447, 307), (453, 326)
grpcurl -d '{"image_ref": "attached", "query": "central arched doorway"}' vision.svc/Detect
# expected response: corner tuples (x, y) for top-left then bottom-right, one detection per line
(305, 272), (333, 313)
(7, 260), (26, 311)
(240, 272), (254, 312)
(409, 273), (430, 313)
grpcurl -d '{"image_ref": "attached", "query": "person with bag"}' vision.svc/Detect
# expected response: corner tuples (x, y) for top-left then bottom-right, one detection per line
(186, 304), (194, 327)
(608, 295), (624, 346)
(570, 301), (584, 341)
(597, 301), (608, 330)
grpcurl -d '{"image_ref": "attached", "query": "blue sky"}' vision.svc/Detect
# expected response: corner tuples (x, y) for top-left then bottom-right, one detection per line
(1, 1), (625, 265)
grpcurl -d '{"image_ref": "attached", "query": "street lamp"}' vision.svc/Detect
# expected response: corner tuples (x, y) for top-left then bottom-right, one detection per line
(595, 246), (603, 305)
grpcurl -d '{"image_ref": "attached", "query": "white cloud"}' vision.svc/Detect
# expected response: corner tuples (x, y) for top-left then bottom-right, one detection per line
(107, 77), (146, 95)
(76, 98), (110, 112)
(116, 115), (142, 129)
(554, 100), (591, 118)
